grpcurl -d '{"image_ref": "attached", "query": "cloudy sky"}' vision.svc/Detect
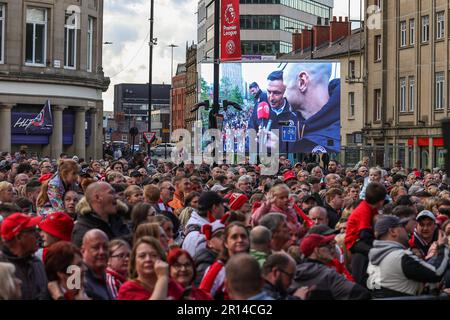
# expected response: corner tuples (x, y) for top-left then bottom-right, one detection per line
(102, 0), (363, 111)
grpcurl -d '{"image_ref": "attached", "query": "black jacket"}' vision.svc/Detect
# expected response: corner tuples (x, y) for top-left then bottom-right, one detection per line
(247, 99), (297, 153)
(292, 259), (370, 300)
(193, 247), (217, 286)
(294, 79), (341, 153)
(263, 281), (300, 300)
(0, 248), (49, 300)
(72, 211), (130, 248)
(84, 267), (114, 300)
(324, 202), (340, 229)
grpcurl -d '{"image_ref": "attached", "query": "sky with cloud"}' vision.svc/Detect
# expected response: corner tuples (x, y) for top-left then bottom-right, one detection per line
(102, 0), (363, 111)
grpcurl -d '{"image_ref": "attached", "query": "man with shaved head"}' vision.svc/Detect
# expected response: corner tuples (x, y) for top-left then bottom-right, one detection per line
(72, 182), (130, 248)
(225, 253), (273, 300)
(81, 229), (113, 300)
(283, 63), (340, 153)
(250, 226), (272, 267)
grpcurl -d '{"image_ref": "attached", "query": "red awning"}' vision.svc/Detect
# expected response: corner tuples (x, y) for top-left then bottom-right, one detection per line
(407, 137), (443, 147)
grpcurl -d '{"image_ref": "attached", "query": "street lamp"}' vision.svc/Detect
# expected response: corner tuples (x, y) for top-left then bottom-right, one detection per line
(168, 44), (179, 79)
(148, 0), (155, 157)
(103, 41), (113, 45)
(168, 44), (178, 146)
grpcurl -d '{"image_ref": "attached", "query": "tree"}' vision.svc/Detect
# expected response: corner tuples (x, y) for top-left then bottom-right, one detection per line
(229, 85), (244, 105)
(219, 77), (233, 101)
(200, 78), (211, 102)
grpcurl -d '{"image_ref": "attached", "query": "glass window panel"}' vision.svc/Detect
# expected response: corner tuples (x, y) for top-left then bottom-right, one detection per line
(68, 29), (75, 66)
(35, 24), (45, 64)
(27, 8), (45, 22)
(26, 24), (34, 62)
(0, 23), (2, 60)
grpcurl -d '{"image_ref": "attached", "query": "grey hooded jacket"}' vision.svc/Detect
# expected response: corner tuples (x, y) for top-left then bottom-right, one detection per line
(367, 240), (449, 297)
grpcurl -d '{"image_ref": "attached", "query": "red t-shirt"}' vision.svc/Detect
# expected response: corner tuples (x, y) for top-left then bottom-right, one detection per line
(344, 200), (378, 250)
(117, 279), (184, 300)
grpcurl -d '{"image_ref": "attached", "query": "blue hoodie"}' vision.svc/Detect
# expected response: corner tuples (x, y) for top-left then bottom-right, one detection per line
(294, 79), (341, 153)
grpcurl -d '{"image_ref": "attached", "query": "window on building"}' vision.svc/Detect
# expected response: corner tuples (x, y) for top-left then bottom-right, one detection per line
(64, 14), (77, 69)
(25, 7), (47, 66)
(409, 19), (415, 45)
(435, 72), (445, 110)
(0, 4), (4, 64)
(399, 78), (406, 112)
(206, 25), (214, 42)
(87, 17), (94, 72)
(409, 77), (415, 112)
(422, 15), (429, 43)
(436, 12), (445, 40)
(349, 60), (355, 79)
(206, 1), (214, 18)
(349, 92), (355, 118)
(241, 40), (291, 55)
(374, 89), (381, 121)
(375, 35), (382, 61)
(400, 21), (407, 47)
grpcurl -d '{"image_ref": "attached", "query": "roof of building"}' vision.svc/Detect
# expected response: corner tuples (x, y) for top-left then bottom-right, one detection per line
(282, 28), (365, 60)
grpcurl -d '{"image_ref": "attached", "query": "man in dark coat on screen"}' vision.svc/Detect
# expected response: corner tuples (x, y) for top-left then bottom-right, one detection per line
(283, 63), (341, 154)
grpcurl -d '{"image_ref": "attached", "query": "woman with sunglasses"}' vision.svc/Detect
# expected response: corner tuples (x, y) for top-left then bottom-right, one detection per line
(167, 248), (212, 300)
(106, 239), (131, 299)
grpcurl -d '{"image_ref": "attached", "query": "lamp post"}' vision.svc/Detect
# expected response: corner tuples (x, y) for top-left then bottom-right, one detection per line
(168, 44), (179, 79)
(147, 0), (155, 157)
(168, 44), (178, 153)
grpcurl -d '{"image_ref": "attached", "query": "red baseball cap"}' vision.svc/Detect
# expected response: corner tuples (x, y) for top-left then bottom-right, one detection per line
(300, 234), (336, 257)
(1, 213), (41, 241)
(283, 170), (297, 182)
(38, 212), (74, 242)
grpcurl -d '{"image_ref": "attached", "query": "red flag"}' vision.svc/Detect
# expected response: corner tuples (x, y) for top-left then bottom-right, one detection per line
(220, 0), (241, 61)
(294, 204), (315, 229)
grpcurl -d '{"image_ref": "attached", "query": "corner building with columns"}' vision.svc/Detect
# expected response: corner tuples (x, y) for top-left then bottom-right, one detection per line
(0, 0), (109, 160)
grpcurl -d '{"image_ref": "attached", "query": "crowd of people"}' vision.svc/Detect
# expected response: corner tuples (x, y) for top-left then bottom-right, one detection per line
(0, 150), (449, 300)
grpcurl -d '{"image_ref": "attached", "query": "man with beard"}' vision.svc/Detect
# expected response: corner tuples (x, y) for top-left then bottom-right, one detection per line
(248, 82), (268, 117)
(248, 70), (297, 153)
(283, 63), (340, 153)
(367, 215), (449, 298)
(262, 253), (307, 300)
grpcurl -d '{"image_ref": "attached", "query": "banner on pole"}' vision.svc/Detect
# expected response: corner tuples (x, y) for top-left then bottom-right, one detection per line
(220, 0), (242, 61)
